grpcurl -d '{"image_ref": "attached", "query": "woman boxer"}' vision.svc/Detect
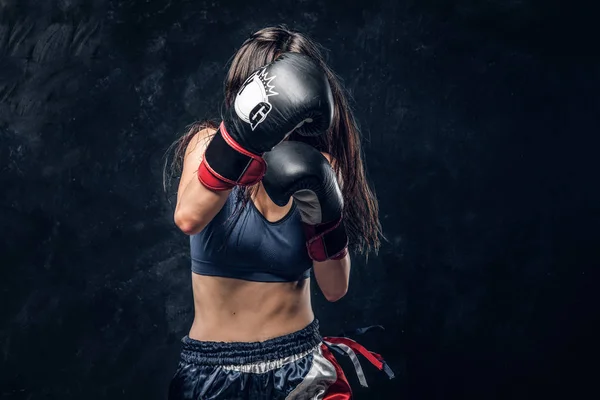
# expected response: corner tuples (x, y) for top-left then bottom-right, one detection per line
(166, 26), (393, 399)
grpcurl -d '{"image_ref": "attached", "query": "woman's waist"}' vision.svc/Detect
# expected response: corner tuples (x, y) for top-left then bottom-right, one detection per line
(179, 319), (396, 387)
(189, 310), (315, 343)
(181, 319), (322, 367)
(190, 274), (313, 342)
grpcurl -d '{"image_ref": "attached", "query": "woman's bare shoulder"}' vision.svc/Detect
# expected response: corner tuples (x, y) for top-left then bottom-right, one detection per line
(186, 126), (218, 155)
(320, 152), (334, 165)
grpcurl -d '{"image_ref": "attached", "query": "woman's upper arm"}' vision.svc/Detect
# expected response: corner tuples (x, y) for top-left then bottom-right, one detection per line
(174, 127), (232, 235)
(177, 128), (214, 202)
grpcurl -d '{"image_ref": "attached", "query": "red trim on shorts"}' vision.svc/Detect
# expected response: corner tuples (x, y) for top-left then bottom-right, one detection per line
(320, 343), (353, 400)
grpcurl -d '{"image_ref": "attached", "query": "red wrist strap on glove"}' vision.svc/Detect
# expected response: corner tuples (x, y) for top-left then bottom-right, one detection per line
(198, 122), (267, 191)
(303, 217), (349, 262)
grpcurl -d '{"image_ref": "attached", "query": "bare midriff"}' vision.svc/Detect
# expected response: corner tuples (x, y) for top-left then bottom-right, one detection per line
(188, 273), (314, 342)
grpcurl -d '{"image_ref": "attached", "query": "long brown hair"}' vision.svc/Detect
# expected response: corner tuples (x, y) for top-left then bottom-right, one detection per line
(164, 25), (383, 256)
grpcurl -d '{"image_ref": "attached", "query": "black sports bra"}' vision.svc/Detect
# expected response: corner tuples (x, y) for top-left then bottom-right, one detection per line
(190, 188), (312, 282)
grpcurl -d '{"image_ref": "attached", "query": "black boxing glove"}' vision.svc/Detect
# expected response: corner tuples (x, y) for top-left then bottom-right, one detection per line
(198, 52), (334, 191)
(262, 141), (348, 262)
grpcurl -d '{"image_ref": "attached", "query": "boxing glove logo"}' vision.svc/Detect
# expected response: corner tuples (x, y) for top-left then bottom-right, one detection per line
(234, 67), (279, 131)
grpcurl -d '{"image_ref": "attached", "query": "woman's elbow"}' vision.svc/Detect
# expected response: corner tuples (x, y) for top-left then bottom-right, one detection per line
(174, 210), (205, 235)
(314, 256), (351, 302)
(323, 286), (348, 302)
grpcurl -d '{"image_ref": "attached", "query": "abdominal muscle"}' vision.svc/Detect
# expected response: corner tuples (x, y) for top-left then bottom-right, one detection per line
(189, 273), (315, 342)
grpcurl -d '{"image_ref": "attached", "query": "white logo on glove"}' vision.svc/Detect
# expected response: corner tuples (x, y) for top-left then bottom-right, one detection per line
(234, 67), (279, 131)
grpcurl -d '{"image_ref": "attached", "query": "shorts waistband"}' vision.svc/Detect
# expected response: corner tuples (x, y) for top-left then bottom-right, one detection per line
(180, 319), (322, 366)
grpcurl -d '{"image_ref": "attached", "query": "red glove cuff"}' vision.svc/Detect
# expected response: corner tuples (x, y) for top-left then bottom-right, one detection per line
(303, 218), (349, 262)
(198, 122), (266, 191)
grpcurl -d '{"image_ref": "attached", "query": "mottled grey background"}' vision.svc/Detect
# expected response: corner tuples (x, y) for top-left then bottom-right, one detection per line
(1, 0), (597, 399)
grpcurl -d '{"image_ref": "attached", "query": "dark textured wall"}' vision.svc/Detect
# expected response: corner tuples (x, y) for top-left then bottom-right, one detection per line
(1, 0), (597, 399)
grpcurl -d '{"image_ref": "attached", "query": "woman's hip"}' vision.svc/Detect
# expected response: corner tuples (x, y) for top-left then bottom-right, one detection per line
(168, 319), (352, 400)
